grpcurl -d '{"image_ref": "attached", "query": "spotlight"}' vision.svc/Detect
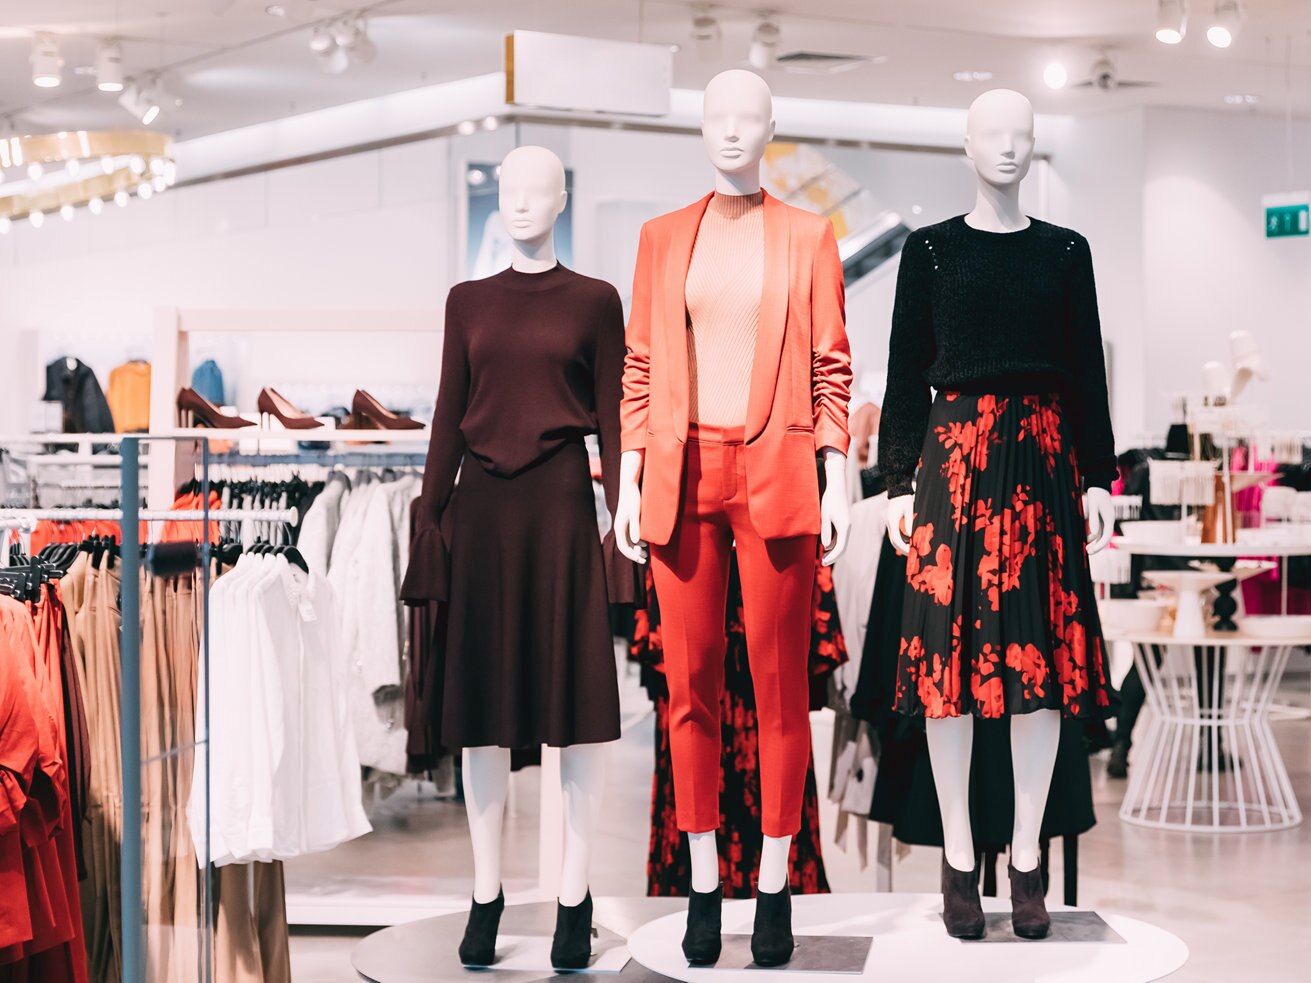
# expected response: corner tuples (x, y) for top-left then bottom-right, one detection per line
(146, 79), (181, 118)
(1043, 61), (1069, 89)
(27, 162), (43, 181)
(99, 154), (114, 173)
(114, 189), (129, 208)
(317, 45), (349, 74)
(96, 39), (125, 91)
(1208, 0), (1240, 48)
(330, 14), (361, 49)
(129, 155), (146, 175)
(66, 158), (80, 177)
(29, 210), (44, 229)
(88, 196), (103, 215)
(31, 33), (63, 88)
(456, 120), (477, 136)
(309, 24), (335, 54)
(138, 182), (153, 200)
(152, 175), (167, 192)
(748, 14), (781, 70)
(118, 84), (159, 125)
(692, 5), (722, 61)
(482, 115), (499, 131)
(150, 157), (165, 176)
(60, 203), (74, 221)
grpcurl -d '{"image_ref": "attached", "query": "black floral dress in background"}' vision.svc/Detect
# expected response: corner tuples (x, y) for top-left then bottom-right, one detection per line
(895, 391), (1112, 720)
(632, 551), (846, 898)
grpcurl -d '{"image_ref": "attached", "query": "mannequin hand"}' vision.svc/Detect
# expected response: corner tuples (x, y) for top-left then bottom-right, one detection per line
(1084, 487), (1115, 554)
(820, 449), (851, 566)
(886, 494), (914, 554)
(615, 450), (648, 564)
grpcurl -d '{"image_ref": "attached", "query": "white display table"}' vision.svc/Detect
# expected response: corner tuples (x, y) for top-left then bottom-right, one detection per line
(352, 895), (1188, 983)
(1107, 627), (1310, 832)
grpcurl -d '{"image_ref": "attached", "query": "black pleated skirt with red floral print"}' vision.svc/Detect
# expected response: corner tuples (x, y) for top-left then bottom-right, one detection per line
(894, 391), (1112, 720)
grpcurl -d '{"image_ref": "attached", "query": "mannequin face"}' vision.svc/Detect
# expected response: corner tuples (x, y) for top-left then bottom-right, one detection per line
(964, 89), (1035, 187)
(498, 146), (567, 243)
(700, 69), (776, 177)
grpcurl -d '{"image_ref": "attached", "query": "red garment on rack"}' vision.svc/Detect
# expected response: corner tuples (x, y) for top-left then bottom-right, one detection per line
(160, 490), (222, 544)
(25, 521), (124, 557)
(0, 592), (88, 983)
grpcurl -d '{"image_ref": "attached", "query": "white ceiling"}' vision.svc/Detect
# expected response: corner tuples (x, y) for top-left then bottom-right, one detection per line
(2, 1), (1310, 141)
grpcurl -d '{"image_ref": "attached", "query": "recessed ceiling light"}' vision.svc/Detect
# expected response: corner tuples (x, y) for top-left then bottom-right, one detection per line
(1043, 62), (1068, 89)
(953, 70), (993, 82)
(265, 4), (287, 16)
(1223, 93), (1259, 105)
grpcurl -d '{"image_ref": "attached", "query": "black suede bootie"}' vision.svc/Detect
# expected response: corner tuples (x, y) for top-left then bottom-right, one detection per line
(550, 892), (595, 969)
(1008, 863), (1051, 940)
(682, 884), (723, 965)
(750, 886), (795, 967)
(458, 890), (505, 966)
(941, 857), (986, 939)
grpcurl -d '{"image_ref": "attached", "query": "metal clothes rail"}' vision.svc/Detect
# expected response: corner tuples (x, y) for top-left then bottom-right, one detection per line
(0, 506), (300, 524)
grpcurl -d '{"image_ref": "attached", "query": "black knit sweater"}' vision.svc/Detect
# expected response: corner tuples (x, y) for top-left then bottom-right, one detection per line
(878, 215), (1116, 499)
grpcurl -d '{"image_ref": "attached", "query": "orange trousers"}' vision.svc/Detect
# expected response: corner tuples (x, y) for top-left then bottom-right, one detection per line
(649, 424), (817, 838)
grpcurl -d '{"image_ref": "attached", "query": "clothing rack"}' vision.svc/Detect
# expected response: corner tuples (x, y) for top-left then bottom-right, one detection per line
(0, 506), (300, 524)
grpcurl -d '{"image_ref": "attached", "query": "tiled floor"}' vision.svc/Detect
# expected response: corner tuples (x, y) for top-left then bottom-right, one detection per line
(286, 668), (1311, 982)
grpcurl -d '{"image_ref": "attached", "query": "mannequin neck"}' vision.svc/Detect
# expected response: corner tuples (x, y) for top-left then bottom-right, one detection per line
(510, 232), (558, 274)
(714, 166), (762, 197)
(965, 179), (1029, 233)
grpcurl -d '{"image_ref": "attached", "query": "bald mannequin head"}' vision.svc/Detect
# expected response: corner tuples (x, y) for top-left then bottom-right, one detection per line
(498, 145), (567, 244)
(701, 69), (776, 180)
(964, 89), (1035, 188)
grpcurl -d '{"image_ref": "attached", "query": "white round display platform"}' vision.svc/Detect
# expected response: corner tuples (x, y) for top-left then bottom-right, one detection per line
(625, 893), (1188, 983)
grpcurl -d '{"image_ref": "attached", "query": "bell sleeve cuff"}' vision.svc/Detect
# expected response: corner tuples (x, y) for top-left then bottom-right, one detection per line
(400, 523), (450, 605)
(601, 528), (645, 607)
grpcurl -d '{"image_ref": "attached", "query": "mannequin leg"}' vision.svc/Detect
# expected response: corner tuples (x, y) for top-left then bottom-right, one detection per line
(756, 836), (792, 894)
(687, 832), (720, 893)
(558, 744), (608, 907)
(925, 716), (975, 871)
(1009, 709), (1060, 872)
(462, 746), (511, 903)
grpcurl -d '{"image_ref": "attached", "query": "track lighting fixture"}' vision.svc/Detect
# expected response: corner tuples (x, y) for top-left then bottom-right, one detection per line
(692, 5), (722, 62)
(1207, 0), (1240, 48)
(309, 11), (374, 70)
(60, 203), (75, 221)
(1156, 0), (1188, 44)
(748, 13), (781, 71)
(96, 39), (125, 92)
(29, 210), (44, 229)
(118, 84), (160, 126)
(31, 33), (63, 89)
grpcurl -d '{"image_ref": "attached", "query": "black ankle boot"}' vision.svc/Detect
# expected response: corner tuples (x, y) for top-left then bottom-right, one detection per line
(1008, 863), (1051, 940)
(682, 884), (723, 965)
(458, 890), (505, 966)
(1107, 739), (1130, 779)
(551, 892), (594, 969)
(941, 857), (986, 939)
(751, 887), (795, 967)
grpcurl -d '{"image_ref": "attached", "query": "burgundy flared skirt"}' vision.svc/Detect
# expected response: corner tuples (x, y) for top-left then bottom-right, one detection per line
(894, 391), (1112, 720)
(441, 439), (619, 750)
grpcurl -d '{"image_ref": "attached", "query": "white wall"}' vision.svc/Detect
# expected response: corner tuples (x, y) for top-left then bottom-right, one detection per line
(1140, 107), (1311, 437)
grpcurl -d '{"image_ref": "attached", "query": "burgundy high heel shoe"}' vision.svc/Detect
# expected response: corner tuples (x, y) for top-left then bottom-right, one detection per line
(350, 390), (425, 430)
(176, 388), (255, 429)
(257, 388), (324, 430)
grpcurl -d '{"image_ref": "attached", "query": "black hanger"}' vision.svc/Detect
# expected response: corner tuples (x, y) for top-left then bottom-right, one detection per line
(274, 544), (310, 574)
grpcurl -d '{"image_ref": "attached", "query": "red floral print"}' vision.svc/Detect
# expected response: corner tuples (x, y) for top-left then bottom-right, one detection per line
(896, 391), (1112, 720)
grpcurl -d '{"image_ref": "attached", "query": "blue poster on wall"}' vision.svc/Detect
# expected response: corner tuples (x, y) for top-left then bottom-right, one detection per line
(466, 161), (575, 279)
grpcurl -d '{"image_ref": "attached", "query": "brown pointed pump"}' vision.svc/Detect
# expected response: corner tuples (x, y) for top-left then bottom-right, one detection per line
(350, 389), (425, 430)
(176, 388), (256, 429)
(257, 388), (324, 430)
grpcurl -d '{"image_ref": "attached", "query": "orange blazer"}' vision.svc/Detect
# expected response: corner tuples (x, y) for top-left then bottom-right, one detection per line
(621, 190), (852, 546)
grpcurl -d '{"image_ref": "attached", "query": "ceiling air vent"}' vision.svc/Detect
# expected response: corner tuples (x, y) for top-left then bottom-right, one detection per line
(774, 51), (877, 74)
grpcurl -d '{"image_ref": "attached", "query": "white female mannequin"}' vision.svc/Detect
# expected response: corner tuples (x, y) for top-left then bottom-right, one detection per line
(613, 69), (851, 901)
(462, 145), (609, 918)
(885, 87), (1113, 890)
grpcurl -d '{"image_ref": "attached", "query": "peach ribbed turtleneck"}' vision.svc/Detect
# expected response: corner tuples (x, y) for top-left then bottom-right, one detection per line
(684, 190), (764, 427)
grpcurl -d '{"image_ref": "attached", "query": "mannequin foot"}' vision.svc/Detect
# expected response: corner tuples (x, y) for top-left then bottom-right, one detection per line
(1008, 863), (1051, 940)
(458, 889), (505, 966)
(1106, 739), (1130, 779)
(550, 892), (594, 969)
(941, 857), (986, 939)
(682, 884), (723, 965)
(750, 886), (795, 967)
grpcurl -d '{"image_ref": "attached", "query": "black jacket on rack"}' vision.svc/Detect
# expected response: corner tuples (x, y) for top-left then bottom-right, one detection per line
(44, 358), (115, 434)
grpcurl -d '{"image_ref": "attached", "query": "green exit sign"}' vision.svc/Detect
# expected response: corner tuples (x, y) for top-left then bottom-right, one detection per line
(1263, 193), (1310, 238)
(1267, 204), (1309, 238)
